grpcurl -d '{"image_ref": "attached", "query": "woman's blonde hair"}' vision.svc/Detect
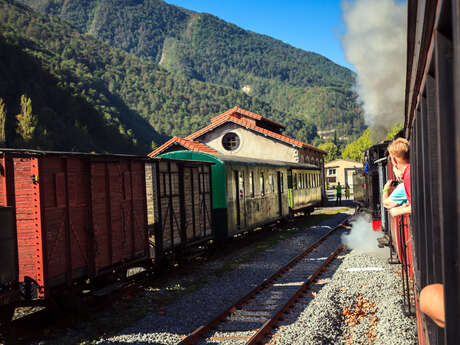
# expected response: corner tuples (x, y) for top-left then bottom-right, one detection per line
(388, 138), (410, 162)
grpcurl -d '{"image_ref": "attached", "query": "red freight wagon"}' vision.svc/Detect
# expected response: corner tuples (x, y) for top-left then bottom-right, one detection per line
(0, 149), (149, 298)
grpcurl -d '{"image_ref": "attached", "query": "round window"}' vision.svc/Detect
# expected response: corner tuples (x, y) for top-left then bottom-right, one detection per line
(222, 132), (240, 151)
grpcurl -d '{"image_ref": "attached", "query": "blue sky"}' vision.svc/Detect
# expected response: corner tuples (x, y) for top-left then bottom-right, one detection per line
(165, 0), (352, 70)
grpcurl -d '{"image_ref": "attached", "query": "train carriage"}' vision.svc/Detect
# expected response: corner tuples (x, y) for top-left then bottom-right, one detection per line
(356, 1), (460, 343)
(158, 151), (321, 240)
(145, 158), (213, 259)
(403, 0), (460, 343)
(0, 149), (150, 300)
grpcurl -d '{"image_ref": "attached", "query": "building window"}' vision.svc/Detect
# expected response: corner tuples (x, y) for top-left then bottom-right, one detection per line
(222, 132), (240, 151)
(328, 168), (336, 176)
(260, 172), (265, 196)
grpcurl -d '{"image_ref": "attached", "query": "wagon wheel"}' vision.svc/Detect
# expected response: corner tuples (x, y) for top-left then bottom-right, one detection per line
(53, 290), (84, 314)
(114, 266), (128, 282)
(0, 305), (15, 325)
(102, 266), (128, 285)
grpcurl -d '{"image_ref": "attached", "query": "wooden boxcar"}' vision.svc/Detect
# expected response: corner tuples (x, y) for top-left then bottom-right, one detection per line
(145, 158), (213, 259)
(0, 149), (149, 299)
(158, 151), (321, 240)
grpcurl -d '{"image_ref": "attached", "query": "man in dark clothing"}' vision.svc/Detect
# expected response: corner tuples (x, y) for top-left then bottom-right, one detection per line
(336, 182), (342, 205)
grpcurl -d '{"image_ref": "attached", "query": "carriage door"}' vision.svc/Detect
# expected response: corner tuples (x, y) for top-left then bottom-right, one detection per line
(277, 172), (283, 216)
(287, 169), (293, 216)
(234, 170), (245, 229)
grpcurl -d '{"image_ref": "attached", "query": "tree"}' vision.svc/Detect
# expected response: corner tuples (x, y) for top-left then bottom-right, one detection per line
(0, 98), (6, 144)
(317, 141), (339, 162)
(386, 123), (404, 140)
(16, 95), (38, 145)
(342, 128), (371, 162)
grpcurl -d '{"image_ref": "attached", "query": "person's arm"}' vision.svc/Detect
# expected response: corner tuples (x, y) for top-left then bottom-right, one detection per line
(389, 204), (411, 217)
(382, 180), (394, 209)
(383, 198), (399, 209)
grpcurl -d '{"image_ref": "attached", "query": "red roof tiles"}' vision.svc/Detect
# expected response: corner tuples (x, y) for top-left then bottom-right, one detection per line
(211, 107), (286, 129)
(187, 113), (325, 154)
(148, 137), (218, 157)
(148, 107), (326, 158)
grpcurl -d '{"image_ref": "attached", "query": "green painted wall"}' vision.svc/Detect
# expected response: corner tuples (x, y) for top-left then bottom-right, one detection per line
(158, 151), (227, 210)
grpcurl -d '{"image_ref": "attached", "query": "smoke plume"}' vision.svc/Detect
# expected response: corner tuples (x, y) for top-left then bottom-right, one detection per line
(341, 215), (389, 257)
(341, 0), (407, 141)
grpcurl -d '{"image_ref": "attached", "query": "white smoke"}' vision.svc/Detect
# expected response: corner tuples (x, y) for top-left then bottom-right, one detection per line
(341, 0), (407, 140)
(341, 214), (389, 257)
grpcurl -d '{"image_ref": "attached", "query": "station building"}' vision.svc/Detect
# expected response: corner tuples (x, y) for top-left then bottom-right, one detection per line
(149, 107), (326, 168)
(324, 158), (362, 191)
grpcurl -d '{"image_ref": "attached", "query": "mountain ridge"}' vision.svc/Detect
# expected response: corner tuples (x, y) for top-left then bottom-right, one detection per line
(1, 0), (320, 153)
(18, 0), (365, 140)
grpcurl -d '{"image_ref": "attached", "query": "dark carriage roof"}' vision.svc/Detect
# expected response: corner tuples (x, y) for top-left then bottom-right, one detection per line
(0, 148), (214, 165)
(0, 148), (149, 159)
(215, 154), (320, 170)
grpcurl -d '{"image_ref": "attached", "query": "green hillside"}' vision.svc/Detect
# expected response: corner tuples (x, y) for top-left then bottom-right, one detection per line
(0, 0), (319, 152)
(18, 0), (365, 139)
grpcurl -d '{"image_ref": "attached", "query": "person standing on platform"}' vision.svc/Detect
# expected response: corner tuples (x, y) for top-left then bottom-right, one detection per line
(336, 182), (342, 206)
(345, 184), (351, 200)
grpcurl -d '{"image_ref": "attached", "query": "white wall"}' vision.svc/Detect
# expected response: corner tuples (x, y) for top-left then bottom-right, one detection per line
(199, 123), (299, 162)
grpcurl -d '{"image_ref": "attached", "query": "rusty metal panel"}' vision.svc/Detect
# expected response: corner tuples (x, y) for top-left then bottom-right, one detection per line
(3, 156), (46, 296)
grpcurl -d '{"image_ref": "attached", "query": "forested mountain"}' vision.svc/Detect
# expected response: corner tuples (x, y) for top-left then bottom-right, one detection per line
(18, 0), (365, 139)
(0, 0), (317, 152)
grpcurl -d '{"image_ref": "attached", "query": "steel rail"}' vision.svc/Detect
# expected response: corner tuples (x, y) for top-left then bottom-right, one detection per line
(245, 244), (344, 345)
(178, 216), (351, 345)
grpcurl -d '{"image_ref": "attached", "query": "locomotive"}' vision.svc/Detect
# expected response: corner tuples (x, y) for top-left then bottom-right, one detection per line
(0, 148), (323, 322)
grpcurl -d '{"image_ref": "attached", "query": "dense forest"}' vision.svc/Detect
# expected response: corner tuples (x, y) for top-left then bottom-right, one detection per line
(0, 0), (320, 152)
(18, 0), (366, 140)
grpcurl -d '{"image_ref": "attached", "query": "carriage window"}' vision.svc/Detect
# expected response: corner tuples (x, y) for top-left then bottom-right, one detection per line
(249, 171), (254, 197)
(270, 174), (275, 193)
(280, 173), (284, 193)
(260, 173), (265, 196)
(293, 174), (297, 190)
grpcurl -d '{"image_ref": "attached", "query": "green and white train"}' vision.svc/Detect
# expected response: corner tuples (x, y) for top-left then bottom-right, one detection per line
(158, 151), (323, 241)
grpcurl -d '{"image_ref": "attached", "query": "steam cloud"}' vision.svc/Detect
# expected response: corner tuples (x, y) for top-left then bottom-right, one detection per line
(341, 215), (389, 257)
(341, 0), (407, 141)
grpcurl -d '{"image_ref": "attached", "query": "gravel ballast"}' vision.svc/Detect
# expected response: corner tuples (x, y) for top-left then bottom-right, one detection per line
(38, 208), (417, 345)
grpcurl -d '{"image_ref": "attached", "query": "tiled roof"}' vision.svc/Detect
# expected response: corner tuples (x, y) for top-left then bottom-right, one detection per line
(186, 114), (325, 154)
(148, 137), (218, 157)
(211, 107), (286, 129)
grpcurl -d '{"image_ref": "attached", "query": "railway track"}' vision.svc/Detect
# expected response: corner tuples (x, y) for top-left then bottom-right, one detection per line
(178, 218), (350, 345)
